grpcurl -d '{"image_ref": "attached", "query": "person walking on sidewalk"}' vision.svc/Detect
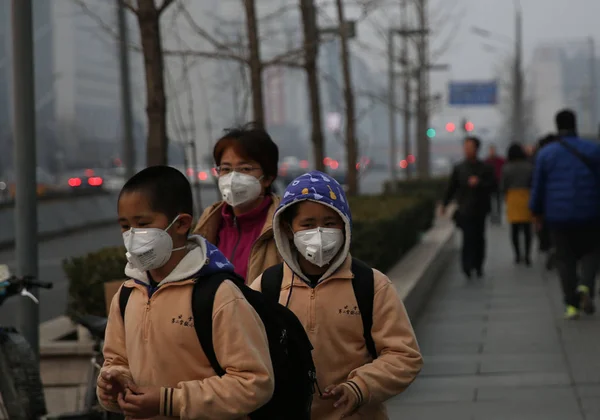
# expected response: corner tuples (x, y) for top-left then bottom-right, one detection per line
(501, 143), (534, 265)
(442, 137), (496, 279)
(485, 144), (505, 224)
(530, 109), (600, 320)
(533, 134), (560, 270)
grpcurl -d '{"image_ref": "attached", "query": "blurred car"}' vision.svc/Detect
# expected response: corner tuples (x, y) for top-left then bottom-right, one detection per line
(278, 156), (311, 185)
(59, 168), (106, 192)
(183, 165), (216, 186)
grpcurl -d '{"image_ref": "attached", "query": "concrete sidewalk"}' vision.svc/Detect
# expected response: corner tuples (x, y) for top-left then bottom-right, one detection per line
(387, 223), (600, 419)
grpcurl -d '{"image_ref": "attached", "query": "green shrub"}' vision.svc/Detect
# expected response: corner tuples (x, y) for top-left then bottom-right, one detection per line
(383, 177), (448, 201)
(349, 194), (436, 272)
(64, 246), (127, 319)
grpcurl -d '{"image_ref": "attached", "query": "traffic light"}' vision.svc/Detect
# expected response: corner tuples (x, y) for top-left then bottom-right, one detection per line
(464, 121), (474, 132)
(445, 122), (456, 133)
(426, 128), (436, 138)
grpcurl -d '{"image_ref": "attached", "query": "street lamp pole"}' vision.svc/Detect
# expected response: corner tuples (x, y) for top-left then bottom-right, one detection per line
(387, 29), (398, 188)
(11, 0), (40, 357)
(512, 4), (524, 144)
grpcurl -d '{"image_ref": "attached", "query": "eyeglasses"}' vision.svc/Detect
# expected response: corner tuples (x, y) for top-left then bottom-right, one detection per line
(216, 165), (261, 176)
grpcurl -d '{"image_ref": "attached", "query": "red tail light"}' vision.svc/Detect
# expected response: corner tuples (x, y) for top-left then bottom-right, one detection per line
(88, 176), (103, 186)
(198, 172), (208, 181)
(68, 177), (82, 187)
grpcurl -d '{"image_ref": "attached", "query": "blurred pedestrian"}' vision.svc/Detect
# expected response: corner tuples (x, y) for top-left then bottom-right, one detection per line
(485, 144), (505, 225)
(524, 144), (536, 163)
(530, 109), (600, 319)
(194, 123), (282, 282)
(442, 137), (496, 279)
(501, 143), (534, 265)
(533, 134), (560, 269)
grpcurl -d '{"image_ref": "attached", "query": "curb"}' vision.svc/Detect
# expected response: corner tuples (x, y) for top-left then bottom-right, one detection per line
(387, 216), (456, 321)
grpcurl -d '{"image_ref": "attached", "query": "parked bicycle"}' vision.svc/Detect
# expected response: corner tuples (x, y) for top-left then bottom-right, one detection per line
(0, 264), (52, 419)
(0, 265), (123, 419)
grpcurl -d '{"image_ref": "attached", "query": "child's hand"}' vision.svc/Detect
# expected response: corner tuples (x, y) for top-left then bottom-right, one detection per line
(97, 370), (130, 403)
(117, 384), (161, 419)
(322, 383), (360, 418)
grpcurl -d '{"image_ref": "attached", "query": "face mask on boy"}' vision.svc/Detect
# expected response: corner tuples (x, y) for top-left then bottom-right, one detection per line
(123, 215), (186, 272)
(293, 227), (344, 267)
(218, 172), (263, 208)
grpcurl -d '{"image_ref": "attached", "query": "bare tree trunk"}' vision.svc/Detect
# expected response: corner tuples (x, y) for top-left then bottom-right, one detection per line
(415, 0), (430, 178)
(401, 0), (412, 180)
(300, 0), (325, 172)
(243, 0), (265, 126)
(335, 0), (358, 195)
(136, 0), (168, 166)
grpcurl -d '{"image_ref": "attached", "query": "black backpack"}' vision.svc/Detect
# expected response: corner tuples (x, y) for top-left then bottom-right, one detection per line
(119, 272), (317, 420)
(261, 257), (378, 360)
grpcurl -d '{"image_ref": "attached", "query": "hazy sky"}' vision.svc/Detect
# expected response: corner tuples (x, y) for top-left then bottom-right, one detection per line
(340, 0), (600, 137)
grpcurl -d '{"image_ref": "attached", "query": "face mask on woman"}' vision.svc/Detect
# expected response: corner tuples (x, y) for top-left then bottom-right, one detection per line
(218, 172), (263, 208)
(123, 216), (186, 272)
(293, 227), (344, 267)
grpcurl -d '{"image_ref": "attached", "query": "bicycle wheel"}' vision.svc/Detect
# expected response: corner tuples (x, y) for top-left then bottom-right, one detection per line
(0, 328), (47, 419)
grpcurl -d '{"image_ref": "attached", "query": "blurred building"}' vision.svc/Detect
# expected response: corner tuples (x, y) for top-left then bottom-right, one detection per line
(53, 0), (145, 169)
(530, 38), (599, 138)
(0, 0), (146, 173)
(0, 0), (56, 174)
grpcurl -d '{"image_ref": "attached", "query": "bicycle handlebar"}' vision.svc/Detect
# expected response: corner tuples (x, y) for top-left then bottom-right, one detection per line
(0, 276), (54, 304)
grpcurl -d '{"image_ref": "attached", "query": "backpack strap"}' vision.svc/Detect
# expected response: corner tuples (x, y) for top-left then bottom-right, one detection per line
(350, 258), (377, 360)
(261, 263), (284, 304)
(191, 272), (243, 377)
(118, 285), (134, 321)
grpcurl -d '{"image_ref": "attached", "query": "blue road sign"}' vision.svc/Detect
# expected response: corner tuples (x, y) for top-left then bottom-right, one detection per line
(448, 81), (498, 106)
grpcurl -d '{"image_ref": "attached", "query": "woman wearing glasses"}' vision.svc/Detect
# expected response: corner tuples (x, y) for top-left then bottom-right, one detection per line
(194, 123), (282, 282)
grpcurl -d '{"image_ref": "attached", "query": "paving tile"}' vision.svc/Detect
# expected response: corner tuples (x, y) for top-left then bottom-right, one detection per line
(386, 401), (476, 419)
(419, 360), (479, 376)
(475, 385), (575, 402)
(581, 398), (600, 420)
(471, 400), (583, 420)
(479, 355), (567, 374)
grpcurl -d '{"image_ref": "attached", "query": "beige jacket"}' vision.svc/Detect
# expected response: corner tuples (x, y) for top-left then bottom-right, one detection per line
(98, 236), (274, 419)
(251, 256), (423, 420)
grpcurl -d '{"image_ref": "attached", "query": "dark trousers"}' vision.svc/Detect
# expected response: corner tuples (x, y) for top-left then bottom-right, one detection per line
(460, 216), (487, 274)
(551, 227), (600, 308)
(511, 222), (532, 261)
(490, 190), (502, 223)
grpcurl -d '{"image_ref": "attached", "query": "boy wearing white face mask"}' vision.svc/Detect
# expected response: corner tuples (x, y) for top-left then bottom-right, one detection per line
(250, 171), (423, 420)
(98, 166), (274, 419)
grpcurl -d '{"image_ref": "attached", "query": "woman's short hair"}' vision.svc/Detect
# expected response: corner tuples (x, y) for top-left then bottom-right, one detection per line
(213, 122), (279, 190)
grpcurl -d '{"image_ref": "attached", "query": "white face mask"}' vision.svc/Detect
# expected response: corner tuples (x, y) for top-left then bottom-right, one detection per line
(122, 216), (186, 272)
(293, 227), (344, 268)
(218, 172), (263, 208)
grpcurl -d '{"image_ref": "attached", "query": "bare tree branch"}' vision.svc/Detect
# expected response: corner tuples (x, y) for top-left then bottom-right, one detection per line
(158, 0), (176, 15)
(118, 0), (138, 14)
(176, 1), (242, 56)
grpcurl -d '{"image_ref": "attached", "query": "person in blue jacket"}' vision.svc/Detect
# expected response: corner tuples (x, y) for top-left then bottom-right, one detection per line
(529, 109), (600, 319)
